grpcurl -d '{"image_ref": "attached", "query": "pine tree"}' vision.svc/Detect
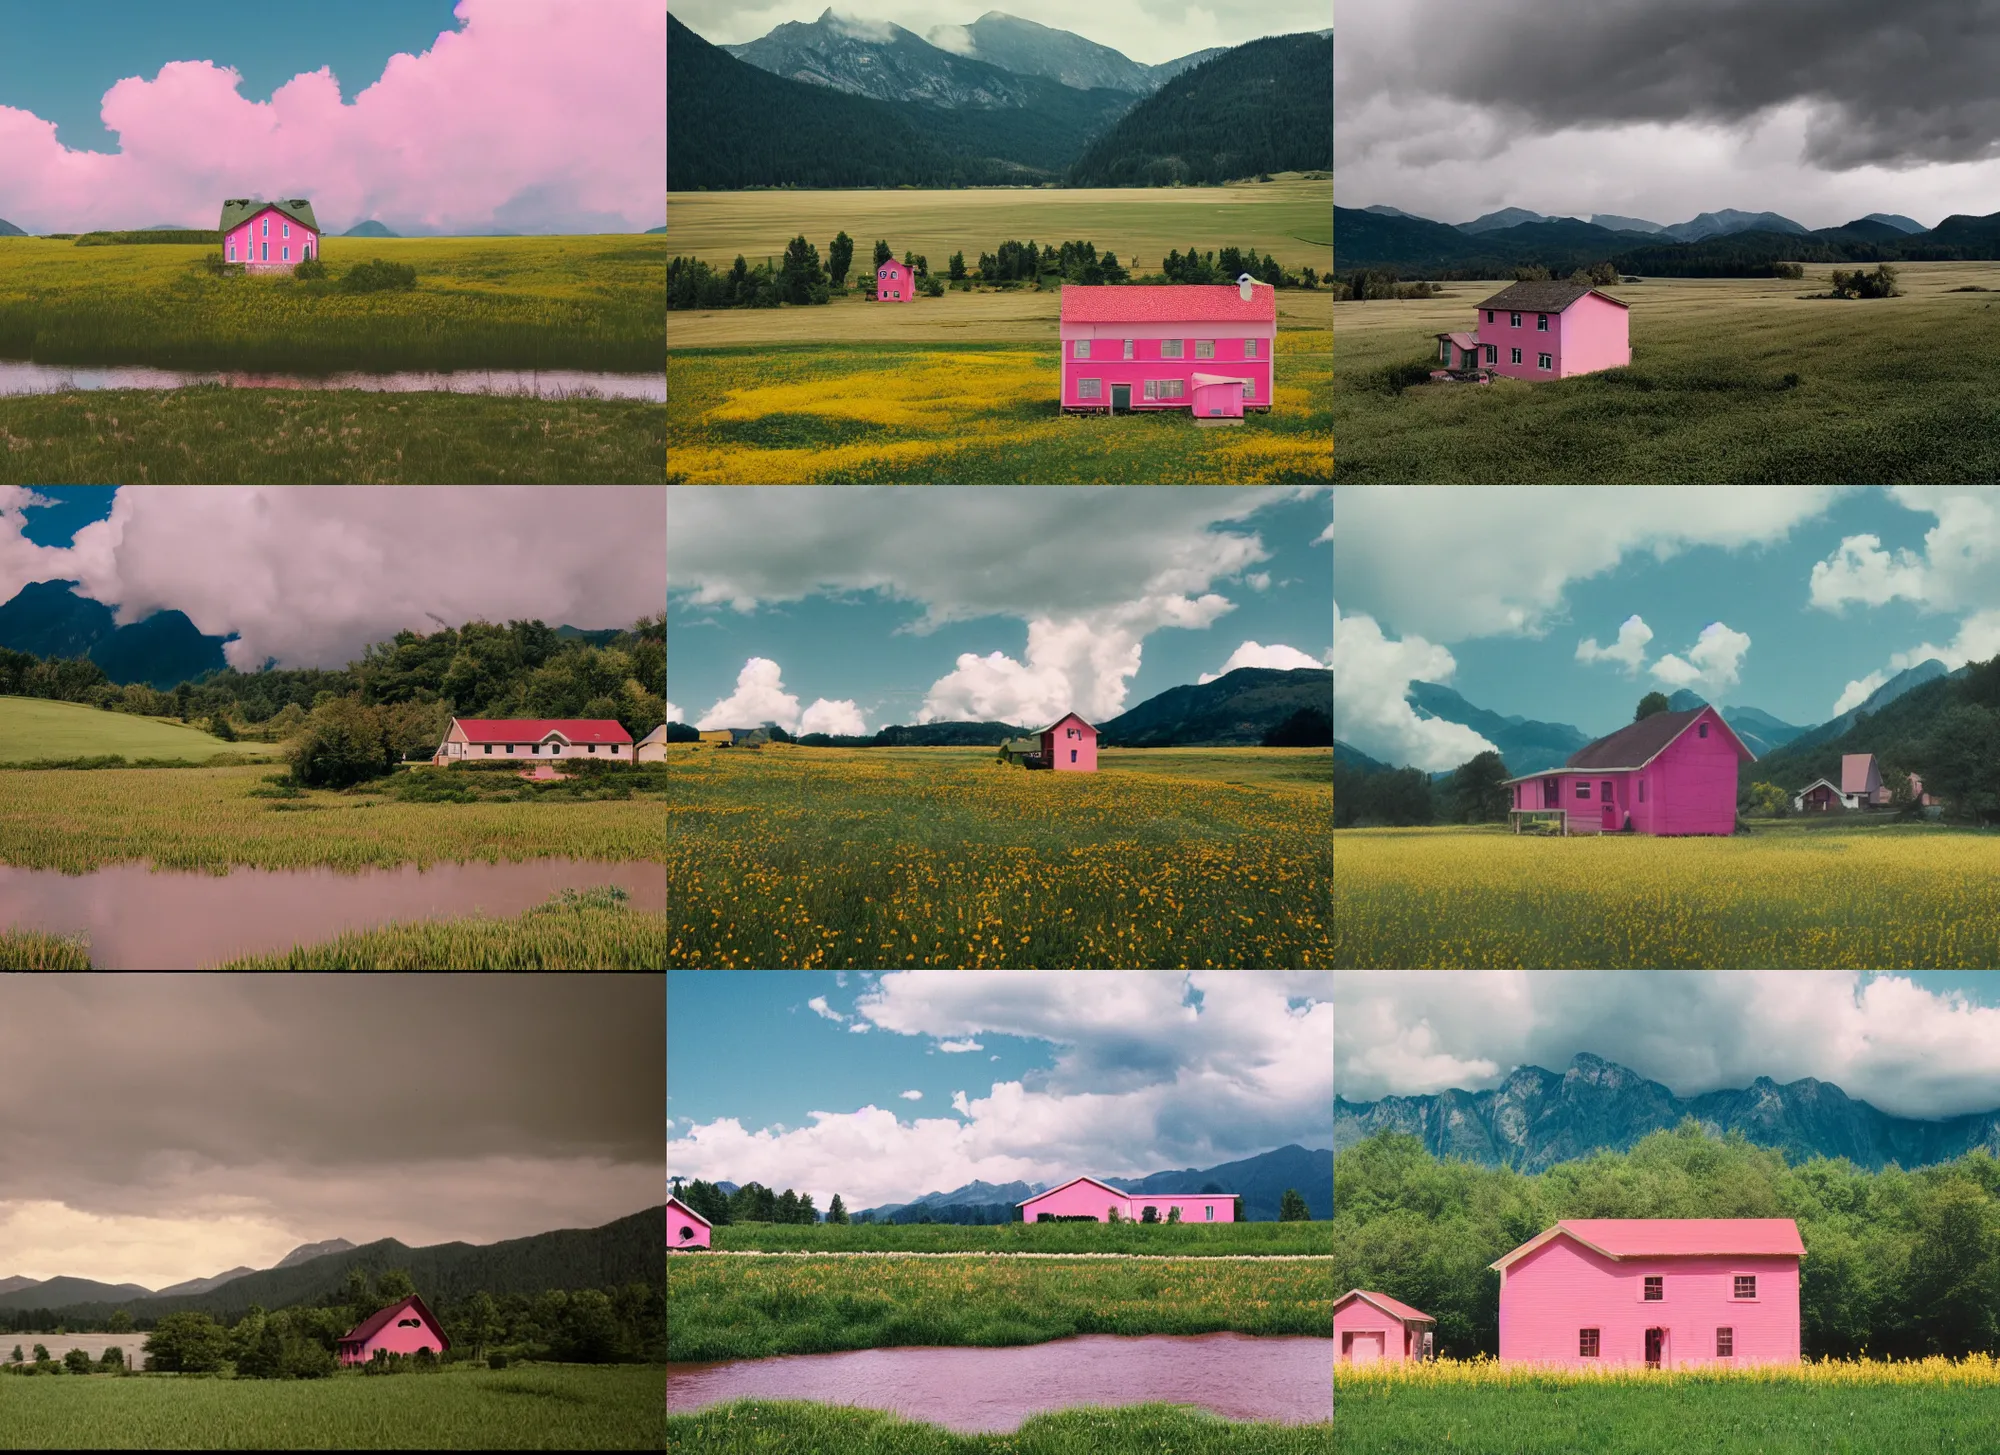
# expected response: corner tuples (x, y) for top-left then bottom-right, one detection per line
(828, 231), (854, 287)
(1278, 1188), (1311, 1222)
(827, 1194), (848, 1224)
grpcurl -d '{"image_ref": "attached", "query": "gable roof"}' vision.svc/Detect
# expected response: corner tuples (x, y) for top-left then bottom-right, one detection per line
(1017, 1175), (1129, 1205)
(1060, 284), (1276, 324)
(1491, 1218), (1805, 1271)
(1433, 331), (1478, 351)
(338, 1293), (450, 1349)
(451, 717), (633, 745)
(878, 259), (905, 273)
(1795, 777), (1842, 797)
(1034, 711), (1096, 736)
(1565, 707), (1754, 772)
(667, 1194), (713, 1228)
(1840, 753), (1881, 794)
(218, 198), (319, 233)
(1475, 280), (1629, 313)
(636, 724), (669, 746)
(1191, 372), (1255, 388)
(1335, 1288), (1435, 1324)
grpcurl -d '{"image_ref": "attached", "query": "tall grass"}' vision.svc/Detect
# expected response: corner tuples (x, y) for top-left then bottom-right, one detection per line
(215, 888), (667, 969)
(667, 1400), (1334, 1454)
(707, 1221), (1331, 1255)
(0, 930), (94, 969)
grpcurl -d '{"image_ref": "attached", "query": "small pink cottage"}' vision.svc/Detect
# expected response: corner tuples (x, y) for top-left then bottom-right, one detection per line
(220, 198), (319, 273)
(1502, 705), (1754, 835)
(1491, 1219), (1804, 1369)
(1017, 1176), (1240, 1223)
(1035, 711), (1098, 772)
(668, 1194), (712, 1251)
(336, 1293), (451, 1366)
(1060, 276), (1276, 416)
(876, 259), (914, 301)
(1335, 1289), (1435, 1364)
(1439, 280), (1630, 380)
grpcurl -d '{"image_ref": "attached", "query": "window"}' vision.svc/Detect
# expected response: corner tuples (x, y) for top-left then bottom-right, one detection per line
(1716, 1327), (1734, 1357)
(1143, 380), (1186, 400)
(1543, 778), (1559, 808)
(1576, 780), (1591, 799)
(589, 743), (598, 753)
(551, 743), (562, 754)
(1123, 339), (1134, 359)
(1734, 1276), (1757, 1299)
(1078, 378), (1102, 399)
(483, 744), (492, 754)
(1639, 779), (1645, 802)
(1580, 1329), (1600, 1358)
(1205, 1205), (1214, 1220)
(1538, 352), (1553, 370)
(1699, 723), (1709, 738)
(282, 246), (288, 261)
(1244, 338), (1258, 358)
(1161, 339), (1184, 358)
(262, 218), (268, 236)
(283, 223), (290, 239)
(1511, 347), (1523, 364)
(1537, 313), (1549, 331)
(262, 242), (268, 262)
(507, 744), (515, 754)
(1071, 749), (1077, 763)
(1244, 379), (1254, 397)
(532, 744), (540, 754)
(1602, 780), (1615, 802)
(1196, 339), (1215, 359)
(1510, 312), (1521, 328)
(1486, 309), (1495, 323)
(1441, 339), (1452, 362)
(1644, 1276), (1663, 1301)
(1074, 340), (1091, 358)
(1484, 344), (1497, 364)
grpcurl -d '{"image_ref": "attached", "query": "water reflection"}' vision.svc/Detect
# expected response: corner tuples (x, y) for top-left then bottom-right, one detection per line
(0, 360), (664, 401)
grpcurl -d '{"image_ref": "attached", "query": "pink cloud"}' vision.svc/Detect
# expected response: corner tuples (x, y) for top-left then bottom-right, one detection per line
(0, 0), (664, 235)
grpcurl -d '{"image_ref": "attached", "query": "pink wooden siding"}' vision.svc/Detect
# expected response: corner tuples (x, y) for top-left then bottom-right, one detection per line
(1335, 1303), (1408, 1363)
(1509, 707), (1746, 836)
(668, 1198), (712, 1250)
(1474, 293), (1629, 380)
(1039, 713), (1098, 772)
(1018, 1177), (1237, 1222)
(1059, 323), (1274, 411)
(876, 262), (912, 301)
(336, 1295), (451, 1366)
(227, 208), (317, 273)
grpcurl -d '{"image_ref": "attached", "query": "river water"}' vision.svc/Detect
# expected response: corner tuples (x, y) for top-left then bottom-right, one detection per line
(0, 360), (664, 401)
(665, 1333), (1335, 1432)
(0, 859), (665, 968)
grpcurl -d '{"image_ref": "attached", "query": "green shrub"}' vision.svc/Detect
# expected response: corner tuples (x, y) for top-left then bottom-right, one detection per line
(293, 254), (328, 281)
(63, 1348), (93, 1375)
(340, 258), (418, 293)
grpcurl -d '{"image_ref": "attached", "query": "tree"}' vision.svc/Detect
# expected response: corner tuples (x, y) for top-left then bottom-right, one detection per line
(98, 1345), (124, 1372)
(1106, 1206), (1121, 1223)
(105, 1310), (132, 1334)
(463, 1291), (503, 1362)
(873, 238), (892, 269)
(1905, 1179), (1999, 1355)
(31, 1344), (49, 1363)
(343, 1269), (375, 1322)
(920, 275), (944, 296)
(1302, 266), (1318, 290)
(828, 230), (854, 287)
(208, 713), (237, 741)
(146, 1312), (230, 1373)
(233, 1321), (284, 1379)
(1746, 781), (1791, 818)
(797, 1193), (818, 1224)
(1634, 692), (1671, 722)
(947, 250), (966, 281)
(7, 1346), (20, 1364)
(64, 1348), (93, 1375)
(1914, 704), (2000, 820)
(375, 1270), (418, 1308)
(1141, 1205), (1159, 1223)
(826, 1194), (848, 1224)
(780, 234), (824, 304)
(1166, 1205), (1182, 1223)
(776, 1189), (801, 1224)
(288, 698), (391, 787)
(1446, 750), (1512, 823)
(554, 1288), (625, 1363)
(1278, 1188), (1312, 1222)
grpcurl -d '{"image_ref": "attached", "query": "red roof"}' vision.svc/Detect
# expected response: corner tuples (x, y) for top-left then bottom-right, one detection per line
(1060, 284), (1276, 324)
(452, 718), (632, 745)
(1337, 1288), (1434, 1323)
(338, 1294), (451, 1350)
(1494, 1219), (1805, 1270)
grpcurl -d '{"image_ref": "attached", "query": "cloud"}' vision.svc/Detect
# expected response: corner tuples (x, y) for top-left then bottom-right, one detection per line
(936, 1039), (984, 1053)
(1247, 573), (1272, 592)
(1831, 670), (1891, 717)
(899, 1089), (924, 1101)
(808, 997), (848, 1024)
(1886, 608), (2000, 674)
(800, 698), (869, 736)
(1197, 639), (1326, 684)
(1332, 601), (1498, 771)
(1647, 622), (1752, 700)
(1335, 971), (2000, 1120)
(694, 658), (864, 734)
(927, 23), (976, 54)
(0, 0), (663, 234)
(665, 702), (685, 724)
(1574, 614), (1654, 676)
(847, 1022), (872, 1034)
(1809, 533), (1930, 612)
(1315, 521), (1334, 544)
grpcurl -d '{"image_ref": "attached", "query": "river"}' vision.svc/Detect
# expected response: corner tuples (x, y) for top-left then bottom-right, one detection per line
(0, 360), (664, 401)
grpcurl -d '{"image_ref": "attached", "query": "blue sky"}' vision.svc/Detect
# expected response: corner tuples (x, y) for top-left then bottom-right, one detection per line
(668, 970), (1334, 1211)
(13, 486), (115, 547)
(1333, 487), (2000, 769)
(668, 487), (1332, 733)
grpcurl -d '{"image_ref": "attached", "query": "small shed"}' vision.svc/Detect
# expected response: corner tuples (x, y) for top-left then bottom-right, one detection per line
(336, 1293), (450, 1366)
(1034, 711), (1098, 772)
(1793, 777), (1842, 812)
(668, 1194), (713, 1251)
(996, 737), (1041, 765)
(636, 724), (668, 763)
(1336, 1289), (1435, 1364)
(1190, 372), (1251, 425)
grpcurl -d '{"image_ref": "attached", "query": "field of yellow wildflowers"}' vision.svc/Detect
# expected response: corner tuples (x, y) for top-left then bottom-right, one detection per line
(1333, 823), (2000, 967)
(666, 745), (1331, 968)
(1338, 1356), (2000, 1455)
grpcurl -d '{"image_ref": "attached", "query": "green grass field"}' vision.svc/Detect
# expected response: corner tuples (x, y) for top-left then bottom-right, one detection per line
(667, 1400), (1331, 1455)
(704, 1221), (1330, 1256)
(666, 745), (1331, 967)
(0, 696), (267, 762)
(666, 1254), (1332, 1361)
(1333, 260), (2000, 482)
(1333, 821), (2000, 967)
(0, 1364), (663, 1450)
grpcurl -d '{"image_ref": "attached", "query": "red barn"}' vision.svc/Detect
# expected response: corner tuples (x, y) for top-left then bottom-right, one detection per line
(1502, 706), (1754, 835)
(337, 1294), (451, 1366)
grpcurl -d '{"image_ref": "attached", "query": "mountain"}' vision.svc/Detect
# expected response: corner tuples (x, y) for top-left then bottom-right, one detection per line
(1335, 739), (1393, 773)
(1404, 681), (1591, 776)
(0, 1276), (155, 1310)
(340, 220), (400, 238)
(1147, 45), (1231, 83)
(644, 226), (667, 234)
(854, 1178), (1050, 1223)
(1660, 209), (1809, 242)
(1337, 1053), (2000, 1174)
(1863, 212), (1926, 233)
(1095, 666), (1330, 747)
(1660, 690), (1810, 757)
(0, 1276), (43, 1295)
(275, 1238), (357, 1269)
(553, 625), (626, 647)
(0, 578), (117, 660)
(930, 11), (1155, 93)
(1773, 659), (1951, 758)
(1065, 33), (1332, 187)
(727, 8), (1074, 107)
(0, 580), (229, 689)
(1361, 204), (1424, 219)
(1334, 205), (1499, 271)
(1459, 207), (1552, 233)
(0, 218), (26, 237)
(1590, 213), (1664, 233)
(151, 1266), (257, 1298)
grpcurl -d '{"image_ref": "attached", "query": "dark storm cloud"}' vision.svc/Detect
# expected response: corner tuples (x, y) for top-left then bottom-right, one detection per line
(1357, 0), (2000, 169)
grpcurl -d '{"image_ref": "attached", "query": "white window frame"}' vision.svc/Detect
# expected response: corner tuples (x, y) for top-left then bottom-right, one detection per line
(1511, 347), (1522, 365)
(1510, 312), (1521, 327)
(1537, 313), (1549, 331)
(282, 245), (288, 261)
(1123, 339), (1133, 359)
(1639, 1274), (1666, 1303)
(1074, 339), (1090, 359)
(1538, 352), (1553, 370)
(1731, 1273), (1759, 1302)
(1161, 339), (1184, 359)
(283, 223), (290, 239)
(1244, 338), (1259, 358)
(1195, 339), (1215, 359)
(1077, 378), (1101, 399)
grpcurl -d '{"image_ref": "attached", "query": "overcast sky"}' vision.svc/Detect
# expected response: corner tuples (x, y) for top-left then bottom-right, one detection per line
(1339, 0), (2000, 230)
(673, 1), (1330, 67)
(0, 974), (664, 1289)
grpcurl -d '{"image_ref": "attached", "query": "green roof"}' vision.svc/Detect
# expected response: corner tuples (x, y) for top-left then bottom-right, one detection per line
(218, 198), (319, 233)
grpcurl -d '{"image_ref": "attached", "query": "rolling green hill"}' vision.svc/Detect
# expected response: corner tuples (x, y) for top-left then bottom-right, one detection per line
(0, 695), (265, 763)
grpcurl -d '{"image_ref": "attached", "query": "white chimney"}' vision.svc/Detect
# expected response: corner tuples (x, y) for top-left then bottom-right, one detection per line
(1238, 272), (1254, 301)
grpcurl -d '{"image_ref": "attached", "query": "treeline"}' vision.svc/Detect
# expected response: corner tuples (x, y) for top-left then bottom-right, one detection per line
(673, 1180), (851, 1226)
(1335, 749), (1510, 828)
(1337, 1125), (2000, 1359)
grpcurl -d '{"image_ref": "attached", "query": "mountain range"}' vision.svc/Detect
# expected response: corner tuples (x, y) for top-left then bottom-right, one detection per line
(1337, 1052), (2000, 1173)
(0, 217), (29, 237)
(1096, 666), (1331, 747)
(0, 579), (230, 688)
(340, 221), (400, 238)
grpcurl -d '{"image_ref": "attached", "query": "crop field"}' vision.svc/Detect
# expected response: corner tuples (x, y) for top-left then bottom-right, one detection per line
(1337, 1357), (2000, 1455)
(1332, 823), (2000, 967)
(665, 745), (1332, 968)
(663, 177), (1333, 275)
(1334, 260), (2000, 482)
(668, 1400), (1333, 1454)
(0, 764), (664, 873)
(0, 1363), (664, 1450)
(705, 1222), (1331, 1256)
(666, 1253), (1334, 1361)
(0, 696), (268, 763)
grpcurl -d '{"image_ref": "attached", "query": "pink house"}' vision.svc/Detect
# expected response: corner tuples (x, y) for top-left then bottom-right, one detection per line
(1060, 276), (1276, 415)
(1016, 1175), (1240, 1223)
(1036, 711), (1098, 772)
(1335, 1290), (1435, 1364)
(1440, 280), (1630, 380)
(336, 1294), (451, 1366)
(1502, 705), (1754, 836)
(220, 198), (319, 273)
(1491, 1219), (1804, 1369)
(876, 259), (914, 301)
(668, 1194), (713, 1251)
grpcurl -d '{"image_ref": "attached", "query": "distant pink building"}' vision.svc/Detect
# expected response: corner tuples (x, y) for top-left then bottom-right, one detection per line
(1491, 1219), (1804, 1369)
(668, 1195), (712, 1251)
(1335, 1289), (1435, 1365)
(876, 259), (914, 301)
(336, 1294), (450, 1366)
(1059, 277), (1276, 416)
(1036, 711), (1098, 772)
(1503, 705), (1754, 836)
(220, 198), (319, 274)
(1016, 1176), (1240, 1223)
(1439, 280), (1630, 380)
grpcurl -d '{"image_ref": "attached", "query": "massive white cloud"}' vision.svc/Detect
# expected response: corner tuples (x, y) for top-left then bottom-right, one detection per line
(1198, 639), (1326, 684)
(1332, 601), (1497, 770)
(667, 972), (1333, 1212)
(1647, 622), (1752, 700)
(1574, 614), (1654, 677)
(665, 702), (685, 724)
(695, 657), (866, 734)
(1335, 972), (2000, 1121)
(1809, 533), (1931, 612)
(800, 698), (869, 736)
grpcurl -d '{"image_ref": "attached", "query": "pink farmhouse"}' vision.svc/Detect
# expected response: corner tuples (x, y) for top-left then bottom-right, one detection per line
(1437, 280), (1630, 380)
(1502, 705), (1754, 835)
(1335, 1289), (1435, 1365)
(336, 1293), (451, 1366)
(876, 259), (913, 301)
(667, 1195), (713, 1251)
(1037, 711), (1098, 772)
(1492, 1219), (1804, 1369)
(432, 717), (635, 766)
(220, 198), (319, 273)
(1060, 276), (1276, 417)
(1016, 1176), (1241, 1223)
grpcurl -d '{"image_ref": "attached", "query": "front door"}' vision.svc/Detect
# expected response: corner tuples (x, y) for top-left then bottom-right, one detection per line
(1111, 384), (1131, 413)
(1645, 1327), (1664, 1368)
(1602, 781), (1618, 831)
(1343, 1331), (1384, 1365)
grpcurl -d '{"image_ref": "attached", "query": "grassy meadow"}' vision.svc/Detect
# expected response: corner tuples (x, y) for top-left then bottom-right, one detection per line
(668, 1401), (1332, 1455)
(666, 1253), (1333, 1361)
(0, 1363), (663, 1450)
(0, 696), (268, 762)
(1332, 821), (2000, 968)
(705, 1221), (1330, 1256)
(1334, 260), (2000, 482)
(665, 745), (1332, 968)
